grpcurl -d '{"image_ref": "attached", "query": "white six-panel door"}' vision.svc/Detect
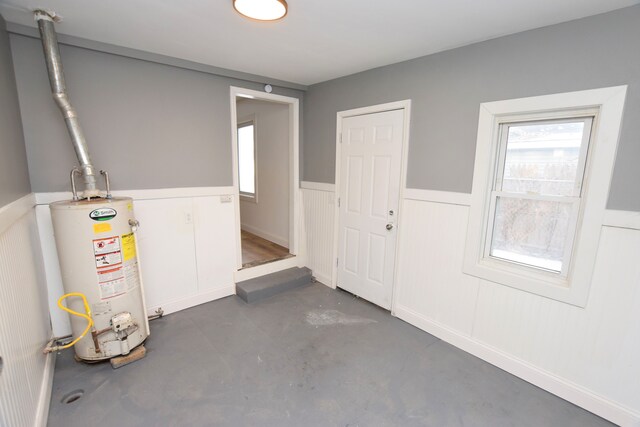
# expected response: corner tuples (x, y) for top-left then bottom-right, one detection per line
(337, 109), (404, 309)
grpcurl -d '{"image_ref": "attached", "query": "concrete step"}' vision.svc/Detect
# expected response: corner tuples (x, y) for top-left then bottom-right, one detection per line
(236, 267), (313, 303)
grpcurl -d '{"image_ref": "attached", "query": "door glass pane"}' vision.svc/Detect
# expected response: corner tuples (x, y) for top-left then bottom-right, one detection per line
(501, 121), (586, 196)
(490, 196), (573, 272)
(238, 124), (255, 195)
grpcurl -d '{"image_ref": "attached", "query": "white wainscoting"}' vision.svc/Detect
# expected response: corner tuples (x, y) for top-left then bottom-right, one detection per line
(0, 196), (54, 427)
(393, 195), (640, 426)
(301, 184), (335, 286)
(393, 200), (480, 333)
(36, 188), (237, 337)
(297, 182), (640, 424)
(603, 209), (640, 231)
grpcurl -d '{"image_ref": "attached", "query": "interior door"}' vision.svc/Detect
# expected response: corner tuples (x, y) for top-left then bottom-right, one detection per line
(337, 109), (404, 310)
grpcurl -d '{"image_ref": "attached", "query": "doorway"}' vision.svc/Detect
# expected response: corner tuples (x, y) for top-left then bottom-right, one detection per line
(230, 87), (300, 277)
(333, 101), (411, 310)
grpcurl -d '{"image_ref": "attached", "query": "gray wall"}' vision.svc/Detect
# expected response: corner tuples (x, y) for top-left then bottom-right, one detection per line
(10, 34), (304, 192)
(303, 5), (640, 212)
(0, 16), (30, 207)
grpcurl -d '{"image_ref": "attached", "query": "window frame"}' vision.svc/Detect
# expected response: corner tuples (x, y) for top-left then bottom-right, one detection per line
(483, 114), (594, 278)
(463, 86), (627, 307)
(237, 116), (258, 202)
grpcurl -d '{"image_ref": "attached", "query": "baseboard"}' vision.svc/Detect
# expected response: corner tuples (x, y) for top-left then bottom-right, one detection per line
(34, 348), (55, 427)
(310, 271), (332, 288)
(394, 304), (640, 427)
(146, 285), (235, 317)
(0, 193), (35, 235)
(240, 223), (289, 248)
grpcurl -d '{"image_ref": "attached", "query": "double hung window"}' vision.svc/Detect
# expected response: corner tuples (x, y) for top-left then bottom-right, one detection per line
(487, 116), (593, 276)
(463, 86), (627, 306)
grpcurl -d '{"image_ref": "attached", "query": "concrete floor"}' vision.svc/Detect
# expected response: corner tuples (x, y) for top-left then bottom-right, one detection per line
(48, 283), (612, 427)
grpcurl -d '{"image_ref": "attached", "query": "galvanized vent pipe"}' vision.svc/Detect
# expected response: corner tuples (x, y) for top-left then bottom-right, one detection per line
(34, 10), (99, 196)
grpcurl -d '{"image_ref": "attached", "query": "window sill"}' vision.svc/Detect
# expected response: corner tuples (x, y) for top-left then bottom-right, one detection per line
(462, 257), (585, 306)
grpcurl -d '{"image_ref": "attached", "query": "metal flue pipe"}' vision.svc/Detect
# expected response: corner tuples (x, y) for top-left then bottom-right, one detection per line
(34, 10), (99, 196)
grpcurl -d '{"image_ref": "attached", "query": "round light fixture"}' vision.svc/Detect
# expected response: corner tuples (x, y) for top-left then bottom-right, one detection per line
(233, 0), (288, 21)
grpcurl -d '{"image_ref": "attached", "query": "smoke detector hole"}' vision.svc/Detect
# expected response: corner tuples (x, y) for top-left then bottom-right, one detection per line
(61, 389), (84, 404)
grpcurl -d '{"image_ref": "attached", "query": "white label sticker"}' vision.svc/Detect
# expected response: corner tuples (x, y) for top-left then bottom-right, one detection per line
(95, 251), (123, 268)
(93, 236), (140, 300)
(92, 301), (112, 316)
(97, 266), (124, 283)
(97, 266), (126, 300)
(99, 277), (127, 300)
(124, 261), (140, 292)
(93, 236), (121, 255)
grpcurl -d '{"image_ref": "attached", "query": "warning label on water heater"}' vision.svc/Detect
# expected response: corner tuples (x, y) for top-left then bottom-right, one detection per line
(121, 233), (137, 261)
(93, 236), (120, 255)
(93, 236), (126, 300)
(95, 251), (122, 268)
(93, 235), (139, 300)
(97, 267), (126, 299)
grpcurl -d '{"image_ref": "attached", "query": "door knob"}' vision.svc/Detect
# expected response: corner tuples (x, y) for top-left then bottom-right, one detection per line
(386, 223), (394, 231)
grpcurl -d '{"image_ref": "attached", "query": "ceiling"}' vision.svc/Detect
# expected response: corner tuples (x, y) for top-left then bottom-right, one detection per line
(1, 0), (638, 86)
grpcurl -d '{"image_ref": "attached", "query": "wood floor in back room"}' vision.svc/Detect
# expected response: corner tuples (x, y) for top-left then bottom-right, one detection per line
(241, 230), (293, 268)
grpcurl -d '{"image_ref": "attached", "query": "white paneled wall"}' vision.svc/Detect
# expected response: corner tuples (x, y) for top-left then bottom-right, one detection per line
(37, 188), (237, 337)
(134, 197), (199, 309)
(394, 196), (640, 426)
(473, 226), (640, 413)
(394, 200), (479, 334)
(35, 205), (69, 334)
(301, 183), (335, 286)
(193, 196), (238, 294)
(302, 182), (640, 426)
(0, 197), (53, 427)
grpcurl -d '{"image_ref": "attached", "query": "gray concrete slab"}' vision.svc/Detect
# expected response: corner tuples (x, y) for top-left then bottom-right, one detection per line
(47, 284), (613, 427)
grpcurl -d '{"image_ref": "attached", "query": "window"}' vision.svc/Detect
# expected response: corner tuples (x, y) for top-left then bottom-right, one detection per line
(237, 120), (256, 199)
(487, 117), (592, 276)
(464, 86), (627, 306)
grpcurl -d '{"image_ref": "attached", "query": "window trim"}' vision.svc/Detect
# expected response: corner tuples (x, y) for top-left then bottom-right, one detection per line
(463, 86), (627, 307)
(237, 116), (258, 202)
(483, 114), (594, 278)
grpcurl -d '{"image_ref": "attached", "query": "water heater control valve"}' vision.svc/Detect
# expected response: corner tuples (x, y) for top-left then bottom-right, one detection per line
(111, 312), (135, 333)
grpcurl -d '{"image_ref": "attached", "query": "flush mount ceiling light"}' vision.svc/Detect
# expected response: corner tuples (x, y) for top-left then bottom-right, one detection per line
(233, 0), (288, 21)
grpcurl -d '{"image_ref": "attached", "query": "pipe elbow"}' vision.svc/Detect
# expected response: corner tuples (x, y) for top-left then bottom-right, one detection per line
(52, 92), (77, 119)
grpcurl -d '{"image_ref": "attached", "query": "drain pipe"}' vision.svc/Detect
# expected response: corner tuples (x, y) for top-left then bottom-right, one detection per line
(34, 10), (99, 197)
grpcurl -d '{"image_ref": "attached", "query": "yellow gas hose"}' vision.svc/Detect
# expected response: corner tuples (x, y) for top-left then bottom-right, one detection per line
(51, 292), (94, 351)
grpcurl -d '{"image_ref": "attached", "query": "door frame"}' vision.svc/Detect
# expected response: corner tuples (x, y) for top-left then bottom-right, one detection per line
(331, 100), (412, 313)
(229, 86), (302, 281)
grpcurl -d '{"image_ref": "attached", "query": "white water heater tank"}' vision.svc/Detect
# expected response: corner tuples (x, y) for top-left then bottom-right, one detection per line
(50, 197), (149, 361)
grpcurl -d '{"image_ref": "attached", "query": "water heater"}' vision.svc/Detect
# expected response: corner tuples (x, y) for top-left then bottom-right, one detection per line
(35, 10), (151, 363)
(50, 197), (150, 360)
